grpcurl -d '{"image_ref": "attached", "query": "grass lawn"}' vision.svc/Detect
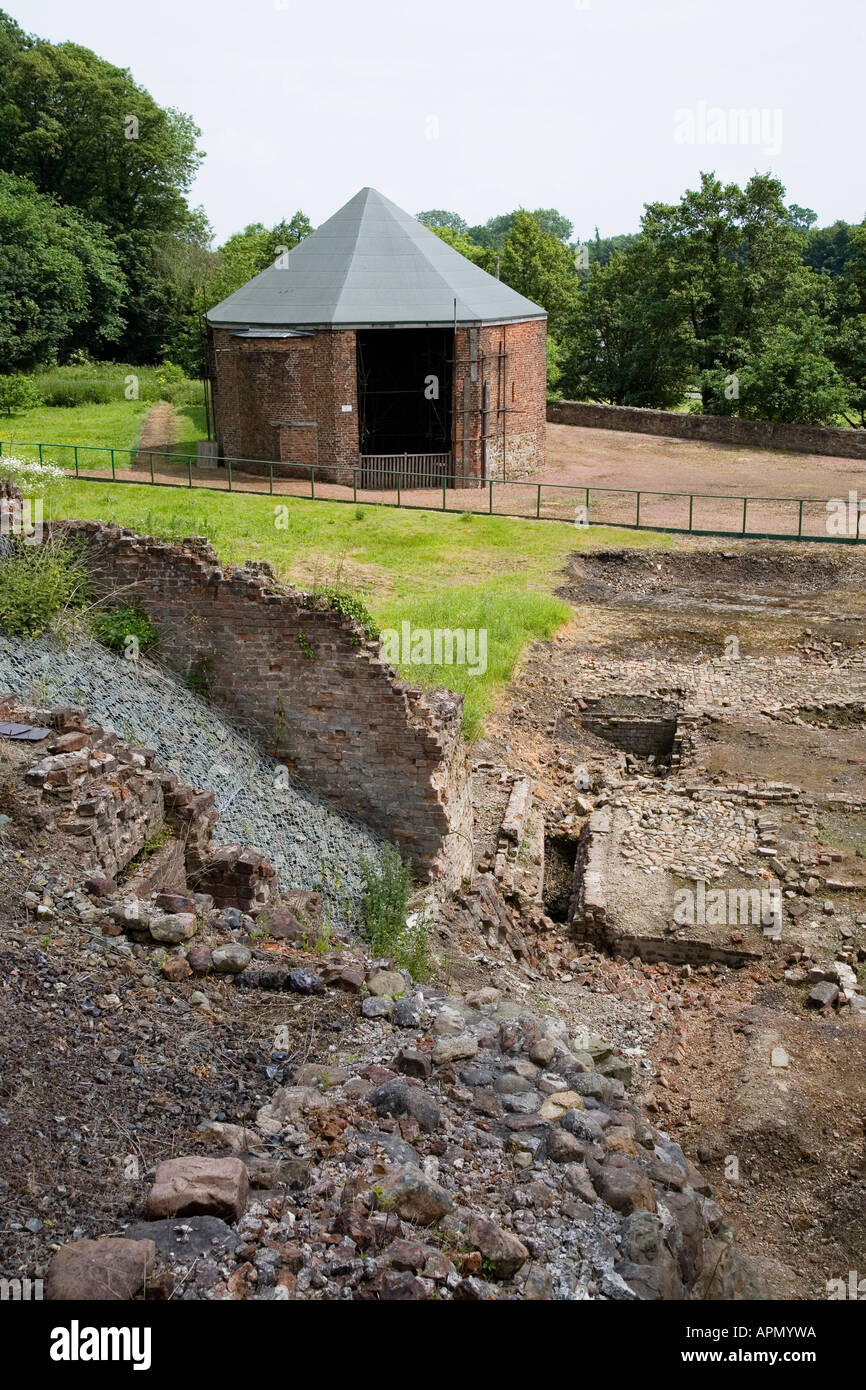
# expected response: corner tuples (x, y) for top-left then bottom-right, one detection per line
(0, 402), (207, 460)
(48, 480), (671, 737)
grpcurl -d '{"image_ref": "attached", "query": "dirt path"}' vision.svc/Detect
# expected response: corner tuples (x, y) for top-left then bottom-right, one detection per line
(135, 400), (180, 464)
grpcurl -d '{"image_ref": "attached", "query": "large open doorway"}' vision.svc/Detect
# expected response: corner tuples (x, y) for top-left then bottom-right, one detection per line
(356, 329), (453, 484)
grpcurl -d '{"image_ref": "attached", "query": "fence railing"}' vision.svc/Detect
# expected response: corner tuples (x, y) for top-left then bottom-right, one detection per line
(1, 437), (863, 543)
(360, 452), (452, 490)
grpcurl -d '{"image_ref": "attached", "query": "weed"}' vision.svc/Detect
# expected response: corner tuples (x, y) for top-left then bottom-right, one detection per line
(0, 535), (89, 637)
(358, 846), (433, 981)
(91, 604), (158, 656)
(297, 631), (316, 661)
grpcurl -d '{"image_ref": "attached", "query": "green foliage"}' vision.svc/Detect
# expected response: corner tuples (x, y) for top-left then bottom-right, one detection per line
(0, 171), (126, 371)
(32, 361), (204, 408)
(417, 209), (467, 233)
(0, 534), (88, 636)
(185, 653), (214, 695)
(0, 374), (41, 414)
(297, 631), (316, 661)
(499, 211), (579, 337)
(358, 846), (432, 981)
(91, 604), (158, 654)
(315, 585), (379, 638)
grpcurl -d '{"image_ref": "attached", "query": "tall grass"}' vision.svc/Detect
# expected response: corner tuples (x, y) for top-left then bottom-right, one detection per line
(31, 362), (205, 409)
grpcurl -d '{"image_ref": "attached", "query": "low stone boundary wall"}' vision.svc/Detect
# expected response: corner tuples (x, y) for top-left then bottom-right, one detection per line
(548, 399), (866, 461)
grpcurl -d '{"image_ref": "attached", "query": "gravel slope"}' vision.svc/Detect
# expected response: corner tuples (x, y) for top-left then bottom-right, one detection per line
(0, 632), (384, 919)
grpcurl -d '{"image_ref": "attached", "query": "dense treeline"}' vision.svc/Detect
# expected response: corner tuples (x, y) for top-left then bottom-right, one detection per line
(1, 8), (863, 427)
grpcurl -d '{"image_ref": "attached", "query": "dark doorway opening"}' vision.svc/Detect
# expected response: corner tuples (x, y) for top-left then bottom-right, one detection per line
(543, 834), (578, 923)
(356, 329), (452, 457)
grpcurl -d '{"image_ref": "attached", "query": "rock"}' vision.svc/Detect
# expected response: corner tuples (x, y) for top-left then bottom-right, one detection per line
(368, 1080), (411, 1118)
(383, 1238), (427, 1271)
(539, 1090), (584, 1121)
(146, 1156), (249, 1222)
(501, 1090), (542, 1114)
(807, 980), (839, 1008)
(522, 1263), (554, 1299)
(377, 1166), (453, 1224)
(46, 1237), (156, 1301)
(466, 987), (500, 1007)
(465, 1216), (529, 1279)
(596, 1054), (632, 1086)
(211, 943), (252, 974)
(546, 1127), (586, 1163)
(125, 1216), (238, 1259)
(561, 1108), (608, 1142)
(287, 969), (323, 995)
(394, 1047), (432, 1079)
(362, 996), (390, 1019)
(528, 1037), (556, 1067)
(186, 944), (213, 976)
(391, 997), (421, 1028)
(432, 1034), (478, 1066)
(161, 954), (191, 981)
(149, 912), (197, 944)
(379, 1269), (431, 1300)
(563, 1162), (597, 1203)
(495, 1072), (533, 1095)
(367, 970), (406, 998)
(593, 1163), (657, 1215)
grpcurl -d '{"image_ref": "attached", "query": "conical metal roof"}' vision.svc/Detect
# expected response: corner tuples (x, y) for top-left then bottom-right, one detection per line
(206, 188), (546, 329)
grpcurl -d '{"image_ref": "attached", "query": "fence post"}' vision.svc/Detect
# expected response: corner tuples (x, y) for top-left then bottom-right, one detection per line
(798, 499), (804, 538)
(397, 471), (402, 508)
(636, 491), (641, 527)
(187, 453), (192, 488)
(489, 479), (493, 514)
(149, 452), (154, 484)
(227, 457), (232, 491)
(442, 477), (446, 511)
(353, 469), (358, 504)
(269, 459), (274, 495)
(742, 496), (748, 535)
(38, 443), (43, 466)
(110, 448), (116, 480)
(310, 466), (315, 500)
(74, 446), (79, 478)
(536, 484), (541, 519)
(688, 494), (694, 531)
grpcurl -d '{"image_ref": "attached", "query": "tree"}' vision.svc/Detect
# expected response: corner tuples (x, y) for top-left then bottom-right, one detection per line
(417, 209), (467, 233)
(171, 214), (314, 377)
(560, 238), (693, 407)
(716, 316), (848, 424)
(499, 211), (579, 336)
(0, 171), (125, 371)
(641, 172), (824, 411)
(430, 225), (497, 273)
(0, 17), (204, 361)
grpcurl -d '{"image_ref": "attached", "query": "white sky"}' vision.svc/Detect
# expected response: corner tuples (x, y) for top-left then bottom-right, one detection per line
(8, 0), (866, 243)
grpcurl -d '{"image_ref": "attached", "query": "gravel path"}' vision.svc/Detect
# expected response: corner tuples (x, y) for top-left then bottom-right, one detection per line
(0, 632), (384, 920)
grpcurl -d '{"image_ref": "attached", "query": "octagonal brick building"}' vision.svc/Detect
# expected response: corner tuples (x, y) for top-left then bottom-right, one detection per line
(205, 188), (547, 488)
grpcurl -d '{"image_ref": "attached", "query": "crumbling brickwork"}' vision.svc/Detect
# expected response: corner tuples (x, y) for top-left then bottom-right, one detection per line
(57, 524), (474, 883)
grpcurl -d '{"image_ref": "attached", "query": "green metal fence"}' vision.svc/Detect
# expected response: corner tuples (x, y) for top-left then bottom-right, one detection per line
(1, 437), (863, 543)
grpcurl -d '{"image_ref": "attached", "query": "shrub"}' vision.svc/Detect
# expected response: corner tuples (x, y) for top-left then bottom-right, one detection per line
(358, 846), (432, 981)
(0, 535), (89, 637)
(91, 604), (158, 655)
(316, 585), (379, 639)
(0, 375), (42, 414)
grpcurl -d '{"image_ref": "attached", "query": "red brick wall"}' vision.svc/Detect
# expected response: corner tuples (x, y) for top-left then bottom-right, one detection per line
(452, 318), (546, 483)
(59, 524), (473, 883)
(210, 329), (360, 484)
(211, 319), (546, 489)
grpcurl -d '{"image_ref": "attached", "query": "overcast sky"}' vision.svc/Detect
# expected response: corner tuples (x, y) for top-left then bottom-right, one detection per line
(10, 0), (865, 243)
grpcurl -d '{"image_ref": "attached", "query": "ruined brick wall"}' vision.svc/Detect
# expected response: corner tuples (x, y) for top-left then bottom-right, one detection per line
(58, 524), (473, 882)
(548, 400), (866, 461)
(453, 318), (547, 484)
(209, 328), (359, 484)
